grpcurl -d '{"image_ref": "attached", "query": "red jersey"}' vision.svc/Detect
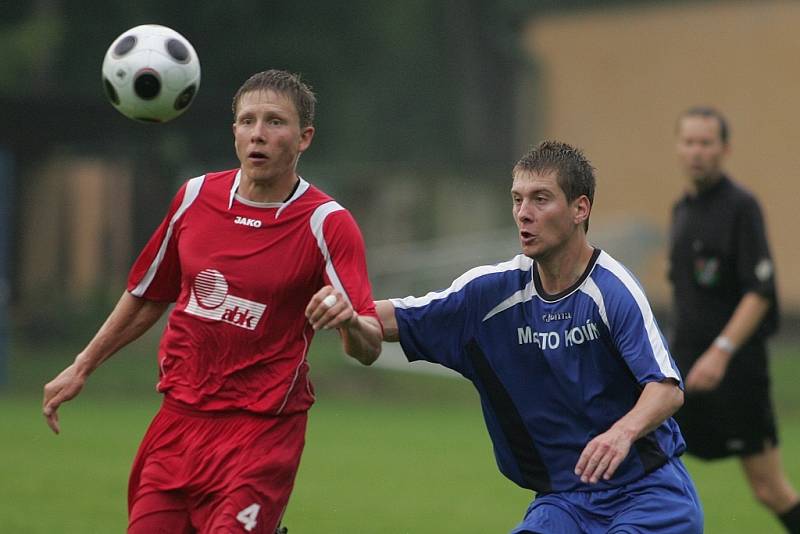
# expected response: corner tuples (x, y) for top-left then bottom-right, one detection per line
(127, 169), (377, 415)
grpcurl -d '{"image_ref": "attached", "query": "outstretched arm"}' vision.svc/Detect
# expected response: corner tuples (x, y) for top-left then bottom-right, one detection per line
(305, 287), (383, 365)
(574, 379), (683, 484)
(42, 291), (169, 434)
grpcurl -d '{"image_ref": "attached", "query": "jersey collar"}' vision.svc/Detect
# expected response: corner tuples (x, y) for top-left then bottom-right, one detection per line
(532, 248), (601, 302)
(228, 169), (242, 209)
(276, 177), (309, 218)
(228, 169), (311, 218)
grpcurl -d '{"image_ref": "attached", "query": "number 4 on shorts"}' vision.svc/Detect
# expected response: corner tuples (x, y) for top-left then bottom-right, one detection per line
(236, 503), (261, 532)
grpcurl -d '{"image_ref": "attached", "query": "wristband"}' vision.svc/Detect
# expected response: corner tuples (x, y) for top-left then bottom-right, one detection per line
(713, 335), (737, 354)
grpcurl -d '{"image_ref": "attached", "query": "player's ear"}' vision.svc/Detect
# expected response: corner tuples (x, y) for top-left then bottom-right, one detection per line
(573, 195), (591, 227)
(298, 126), (315, 153)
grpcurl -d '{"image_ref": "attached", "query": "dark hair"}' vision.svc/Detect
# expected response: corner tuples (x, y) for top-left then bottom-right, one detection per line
(513, 140), (595, 230)
(677, 106), (729, 144)
(231, 69), (316, 128)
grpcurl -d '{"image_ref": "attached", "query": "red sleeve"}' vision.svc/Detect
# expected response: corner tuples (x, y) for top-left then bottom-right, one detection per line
(321, 209), (377, 320)
(126, 182), (189, 302)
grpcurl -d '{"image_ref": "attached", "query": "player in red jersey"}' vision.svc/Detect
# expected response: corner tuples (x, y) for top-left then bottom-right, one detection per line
(42, 69), (383, 533)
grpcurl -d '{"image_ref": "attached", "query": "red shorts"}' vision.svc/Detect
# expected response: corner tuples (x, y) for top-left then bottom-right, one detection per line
(128, 397), (307, 534)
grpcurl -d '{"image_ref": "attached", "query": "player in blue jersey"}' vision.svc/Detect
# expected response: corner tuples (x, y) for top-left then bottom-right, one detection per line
(340, 141), (703, 533)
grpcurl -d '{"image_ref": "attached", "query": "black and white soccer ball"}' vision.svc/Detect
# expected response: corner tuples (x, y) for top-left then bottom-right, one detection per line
(102, 24), (201, 123)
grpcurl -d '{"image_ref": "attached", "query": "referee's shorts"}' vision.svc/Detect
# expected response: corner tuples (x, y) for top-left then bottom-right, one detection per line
(673, 342), (778, 460)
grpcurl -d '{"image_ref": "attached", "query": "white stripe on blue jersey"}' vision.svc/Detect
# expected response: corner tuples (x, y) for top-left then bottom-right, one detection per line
(391, 254), (533, 311)
(482, 276), (536, 322)
(595, 251), (678, 381)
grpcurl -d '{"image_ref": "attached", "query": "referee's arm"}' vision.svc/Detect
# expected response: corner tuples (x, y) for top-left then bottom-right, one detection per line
(685, 291), (770, 392)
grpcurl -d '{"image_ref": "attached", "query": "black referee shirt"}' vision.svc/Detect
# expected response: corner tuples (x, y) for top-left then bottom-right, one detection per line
(668, 175), (779, 350)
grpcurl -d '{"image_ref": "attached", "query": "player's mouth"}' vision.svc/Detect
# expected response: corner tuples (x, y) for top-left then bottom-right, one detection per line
(520, 230), (536, 244)
(248, 151), (269, 163)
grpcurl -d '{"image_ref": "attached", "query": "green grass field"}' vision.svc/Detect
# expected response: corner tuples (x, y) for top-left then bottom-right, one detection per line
(2, 333), (799, 532)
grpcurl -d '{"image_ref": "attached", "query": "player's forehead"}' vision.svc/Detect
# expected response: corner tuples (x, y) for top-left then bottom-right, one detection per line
(235, 89), (298, 119)
(511, 169), (564, 196)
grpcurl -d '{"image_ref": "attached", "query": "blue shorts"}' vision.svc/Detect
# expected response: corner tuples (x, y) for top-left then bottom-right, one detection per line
(511, 458), (703, 534)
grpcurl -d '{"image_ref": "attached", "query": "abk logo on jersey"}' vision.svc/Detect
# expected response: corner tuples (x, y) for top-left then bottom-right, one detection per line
(185, 269), (266, 330)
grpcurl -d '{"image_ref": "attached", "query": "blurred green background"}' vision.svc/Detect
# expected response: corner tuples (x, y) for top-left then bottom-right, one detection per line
(3, 1), (800, 532)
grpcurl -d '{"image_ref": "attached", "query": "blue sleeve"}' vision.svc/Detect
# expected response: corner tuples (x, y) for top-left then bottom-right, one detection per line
(392, 287), (474, 376)
(599, 268), (682, 387)
(390, 257), (533, 377)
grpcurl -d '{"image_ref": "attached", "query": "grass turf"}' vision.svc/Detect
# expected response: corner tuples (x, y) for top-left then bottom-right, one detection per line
(2, 335), (798, 532)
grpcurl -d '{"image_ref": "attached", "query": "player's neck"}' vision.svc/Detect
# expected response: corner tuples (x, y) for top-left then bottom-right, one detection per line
(536, 240), (594, 295)
(239, 174), (300, 203)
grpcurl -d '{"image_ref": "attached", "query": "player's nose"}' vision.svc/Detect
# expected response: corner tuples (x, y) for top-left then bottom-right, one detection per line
(250, 121), (268, 143)
(516, 199), (534, 222)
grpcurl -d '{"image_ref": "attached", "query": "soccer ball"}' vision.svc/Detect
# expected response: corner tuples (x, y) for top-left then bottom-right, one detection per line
(101, 24), (200, 123)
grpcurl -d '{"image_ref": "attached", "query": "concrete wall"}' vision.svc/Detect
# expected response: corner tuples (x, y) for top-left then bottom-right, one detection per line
(520, 0), (800, 308)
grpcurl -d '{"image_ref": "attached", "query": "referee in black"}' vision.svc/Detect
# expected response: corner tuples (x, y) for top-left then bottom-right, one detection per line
(668, 106), (800, 532)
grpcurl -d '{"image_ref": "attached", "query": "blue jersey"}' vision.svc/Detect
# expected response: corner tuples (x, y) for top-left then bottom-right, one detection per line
(391, 248), (686, 493)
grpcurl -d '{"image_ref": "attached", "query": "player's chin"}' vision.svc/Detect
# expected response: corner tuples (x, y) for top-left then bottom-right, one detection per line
(242, 166), (274, 183)
(519, 241), (540, 259)
(243, 160), (270, 175)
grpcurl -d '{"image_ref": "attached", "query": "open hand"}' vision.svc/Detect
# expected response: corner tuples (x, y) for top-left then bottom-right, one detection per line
(42, 363), (86, 434)
(574, 427), (633, 484)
